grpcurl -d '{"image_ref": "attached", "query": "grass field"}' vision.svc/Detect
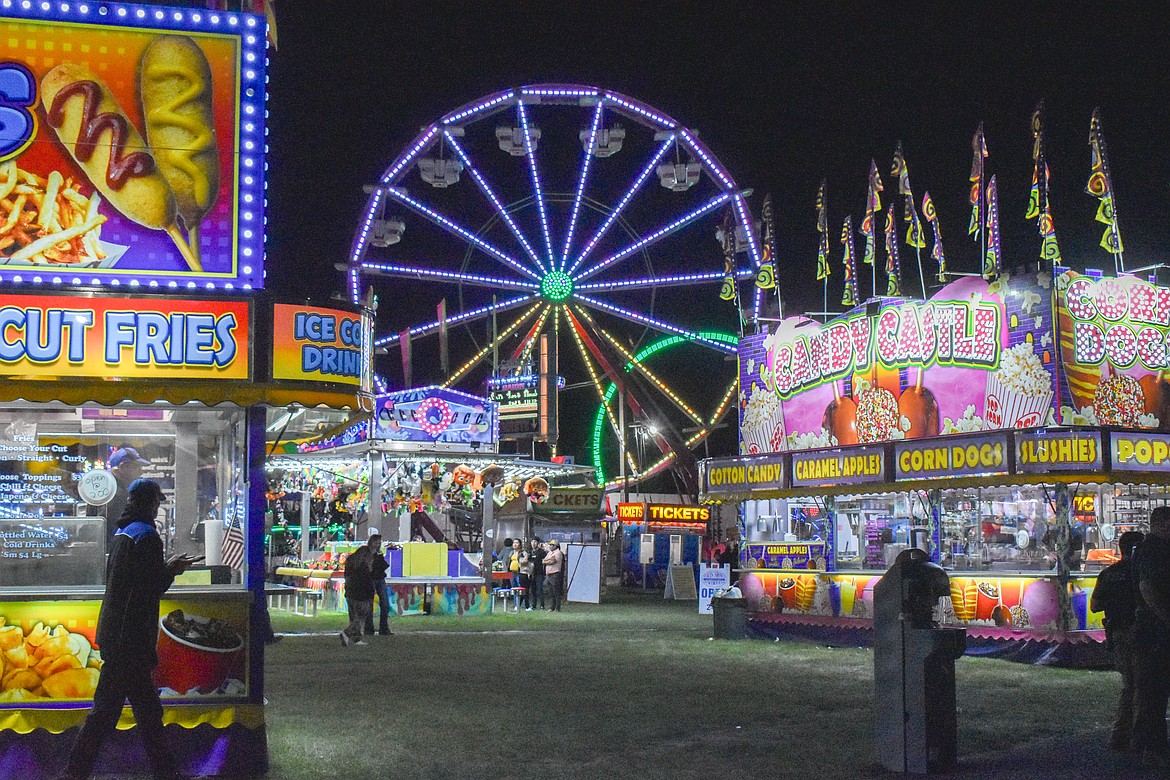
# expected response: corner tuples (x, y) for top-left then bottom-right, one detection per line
(258, 590), (1122, 779)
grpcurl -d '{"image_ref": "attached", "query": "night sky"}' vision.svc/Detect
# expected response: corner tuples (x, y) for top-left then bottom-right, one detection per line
(263, 2), (1170, 472)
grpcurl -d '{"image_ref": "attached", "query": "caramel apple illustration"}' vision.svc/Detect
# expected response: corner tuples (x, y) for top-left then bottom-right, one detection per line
(898, 368), (939, 439)
(1139, 370), (1170, 430)
(822, 381), (858, 445)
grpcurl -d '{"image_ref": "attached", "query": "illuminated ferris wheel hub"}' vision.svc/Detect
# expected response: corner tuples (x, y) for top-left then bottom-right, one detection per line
(348, 84), (764, 491)
(540, 270), (574, 302)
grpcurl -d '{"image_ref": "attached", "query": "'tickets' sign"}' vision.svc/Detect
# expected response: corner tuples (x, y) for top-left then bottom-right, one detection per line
(790, 445), (885, 487)
(272, 304), (365, 385)
(0, 293), (248, 379)
(894, 433), (1010, 480)
(1111, 432), (1170, 471)
(543, 488), (604, 513)
(1016, 430), (1103, 472)
(616, 503), (710, 524)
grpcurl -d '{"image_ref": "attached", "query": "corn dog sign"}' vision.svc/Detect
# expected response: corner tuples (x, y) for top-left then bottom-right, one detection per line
(0, 4), (266, 289)
(0, 292), (248, 379)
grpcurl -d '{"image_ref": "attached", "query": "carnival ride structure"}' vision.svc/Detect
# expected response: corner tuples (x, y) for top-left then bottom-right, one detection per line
(346, 85), (768, 492)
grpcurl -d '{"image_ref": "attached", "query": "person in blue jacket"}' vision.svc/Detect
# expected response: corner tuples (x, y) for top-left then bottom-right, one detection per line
(60, 479), (200, 780)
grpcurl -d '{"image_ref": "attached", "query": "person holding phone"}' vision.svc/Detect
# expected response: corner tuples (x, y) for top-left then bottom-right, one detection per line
(61, 479), (199, 780)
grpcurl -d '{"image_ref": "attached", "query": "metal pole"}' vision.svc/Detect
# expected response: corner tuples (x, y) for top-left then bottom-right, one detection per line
(482, 483), (495, 613)
(300, 490), (311, 563)
(619, 385), (628, 503)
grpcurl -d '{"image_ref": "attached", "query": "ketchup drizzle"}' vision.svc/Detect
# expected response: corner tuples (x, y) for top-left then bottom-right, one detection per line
(48, 80), (155, 189)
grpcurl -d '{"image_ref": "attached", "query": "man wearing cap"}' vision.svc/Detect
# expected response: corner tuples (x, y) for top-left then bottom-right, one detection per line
(88, 447), (152, 546)
(61, 479), (200, 780)
(363, 531), (392, 636)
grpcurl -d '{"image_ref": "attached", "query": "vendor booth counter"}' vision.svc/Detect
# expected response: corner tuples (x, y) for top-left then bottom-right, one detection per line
(274, 542), (490, 616)
(704, 429), (1168, 666)
(700, 267), (1170, 665)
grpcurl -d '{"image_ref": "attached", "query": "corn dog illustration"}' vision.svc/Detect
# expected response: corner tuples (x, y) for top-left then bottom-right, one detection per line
(41, 63), (201, 272)
(139, 36), (219, 265)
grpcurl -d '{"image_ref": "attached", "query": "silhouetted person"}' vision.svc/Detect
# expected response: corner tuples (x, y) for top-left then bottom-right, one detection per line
(362, 532), (392, 636)
(1091, 530), (1143, 751)
(61, 479), (199, 780)
(1134, 507), (1170, 768)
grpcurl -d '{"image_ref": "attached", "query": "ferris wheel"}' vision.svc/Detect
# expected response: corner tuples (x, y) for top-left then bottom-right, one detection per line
(347, 85), (766, 491)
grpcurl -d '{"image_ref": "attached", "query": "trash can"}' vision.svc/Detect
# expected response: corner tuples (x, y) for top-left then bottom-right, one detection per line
(874, 548), (966, 774)
(712, 595), (748, 640)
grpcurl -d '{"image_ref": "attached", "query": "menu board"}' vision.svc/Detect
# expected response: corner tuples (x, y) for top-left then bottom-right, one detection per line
(0, 516), (105, 586)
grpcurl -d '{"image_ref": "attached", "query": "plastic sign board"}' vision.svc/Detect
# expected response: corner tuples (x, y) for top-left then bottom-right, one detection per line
(893, 433), (1011, 480)
(272, 304), (366, 386)
(1111, 432), (1170, 472)
(1015, 430), (1102, 473)
(739, 275), (1059, 453)
(0, 4), (267, 289)
(791, 445), (886, 487)
(616, 502), (710, 526)
(0, 293), (248, 379)
(373, 387), (497, 449)
(698, 564), (732, 614)
(701, 453), (788, 495)
(543, 488), (604, 514)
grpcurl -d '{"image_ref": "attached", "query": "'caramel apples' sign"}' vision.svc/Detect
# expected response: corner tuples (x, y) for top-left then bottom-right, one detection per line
(738, 275), (1058, 453)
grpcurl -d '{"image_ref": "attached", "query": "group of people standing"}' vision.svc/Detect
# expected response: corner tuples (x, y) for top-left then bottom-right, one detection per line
(501, 537), (565, 612)
(1093, 506), (1170, 768)
(340, 531), (391, 646)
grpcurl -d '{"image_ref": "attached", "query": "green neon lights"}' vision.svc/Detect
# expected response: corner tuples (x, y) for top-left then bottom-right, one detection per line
(590, 331), (739, 483)
(540, 270), (574, 302)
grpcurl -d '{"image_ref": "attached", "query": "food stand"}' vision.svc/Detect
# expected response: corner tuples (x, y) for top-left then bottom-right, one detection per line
(268, 386), (596, 616)
(700, 269), (1170, 662)
(0, 5), (369, 776)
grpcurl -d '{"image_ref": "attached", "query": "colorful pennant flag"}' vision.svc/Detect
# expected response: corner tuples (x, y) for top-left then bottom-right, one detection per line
(892, 143), (925, 249)
(1029, 102), (1062, 264)
(756, 193), (777, 289)
(922, 191), (947, 282)
(1087, 108), (1124, 256)
(860, 161), (884, 266)
(983, 175), (1001, 279)
(719, 212), (736, 301)
(841, 215), (858, 306)
(969, 123), (988, 239)
(815, 180), (831, 281)
(884, 203), (902, 296)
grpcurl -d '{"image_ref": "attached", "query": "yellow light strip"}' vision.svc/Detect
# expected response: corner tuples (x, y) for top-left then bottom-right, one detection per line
(574, 306), (704, 426)
(515, 304), (552, 368)
(565, 309), (639, 474)
(442, 302), (543, 387)
(710, 379), (738, 425)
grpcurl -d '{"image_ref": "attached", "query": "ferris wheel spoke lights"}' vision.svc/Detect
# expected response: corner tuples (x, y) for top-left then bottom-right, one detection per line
(352, 85), (757, 487)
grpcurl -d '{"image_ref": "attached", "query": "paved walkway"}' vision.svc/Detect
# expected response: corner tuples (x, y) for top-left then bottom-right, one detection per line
(948, 727), (1165, 779)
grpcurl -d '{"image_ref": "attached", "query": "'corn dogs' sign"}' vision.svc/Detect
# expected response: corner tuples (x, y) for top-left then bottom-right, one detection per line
(0, 5), (267, 289)
(0, 293), (248, 379)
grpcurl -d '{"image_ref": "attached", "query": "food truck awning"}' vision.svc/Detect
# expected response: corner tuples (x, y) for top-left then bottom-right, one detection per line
(1, 379), (367, 410)
(700, 428), (1170, 503)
